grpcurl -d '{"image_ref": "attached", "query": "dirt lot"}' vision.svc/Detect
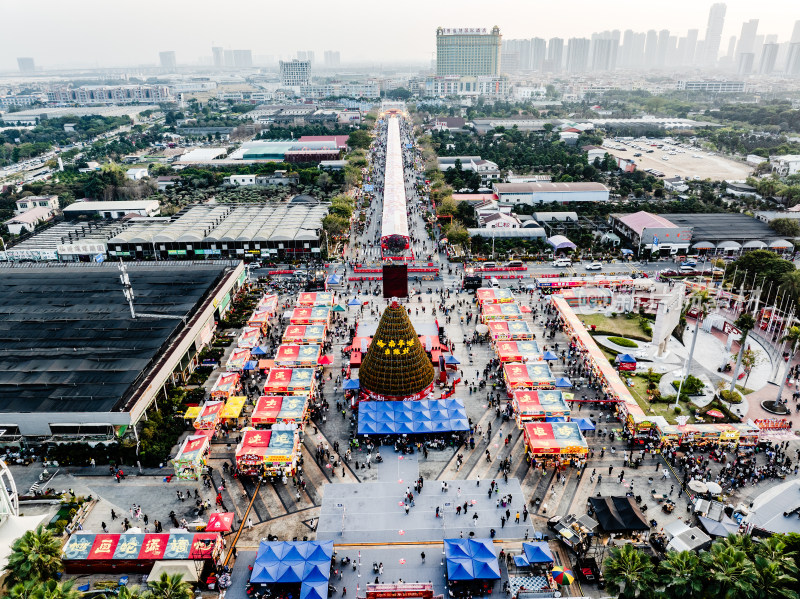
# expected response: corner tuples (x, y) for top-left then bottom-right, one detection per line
(603, 143), (753, 181)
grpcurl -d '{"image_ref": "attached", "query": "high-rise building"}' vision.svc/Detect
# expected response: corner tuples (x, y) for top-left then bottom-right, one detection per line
(324, 51), (341, 67)
(735, 19), (759, 62)
(702, 3), (726, 65)
(435, 26), (501, 77)
(630, 33), (647, 68)
(591, 37), (618, 71)
(280, 59), (311, 87)
(738, 52), (755, 75)
(786, 43), (800, 76)
(656, 29), (670, 67)
(212, 47), (224, 68)
(685, 29), (699, 65)
(17, 57), (35, 73)
(759, 43), (778, 74)
(224, 50), (235, 67)
(233, 50), (252, 68)
(566, 38), (590, 73)
(297, 51), (315, 64)
(621, 30), (635, 68)
(644, 30), (658, 66)
(792, 20), (800, 44)
(546, 38), (563, 72)
(159, 51), (177, 70)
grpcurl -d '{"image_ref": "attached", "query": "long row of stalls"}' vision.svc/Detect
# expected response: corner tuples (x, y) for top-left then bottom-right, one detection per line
(62, 531), (222, 575)
(550, 296), (761, 449)
(252, 396), (308, 426)
(235, 425), (301, 476)
(477, 288), (589, 469)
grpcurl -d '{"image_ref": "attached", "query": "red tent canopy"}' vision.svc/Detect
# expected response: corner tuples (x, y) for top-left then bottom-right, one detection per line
(206, 512), (234, 532)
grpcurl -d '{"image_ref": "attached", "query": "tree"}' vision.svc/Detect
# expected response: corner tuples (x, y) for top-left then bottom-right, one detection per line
(321, 214), (349, 237)
(702, 543), (757, 599)
(769, 218), (800, 238)
(729, 313), (756, 393)
(4, 526), (63, 587)
(4, 580), (37, 599)
(29, 580), (80, 599)
(147, 573), (192, 599)
(603, 544), (657, 598)
(116, 585), (149, 599)
(780, 270), (800, 308)
(444, 223), (469, 246)
(658, 550), (704, 599)
(347, 130), (371, 150)
(436, 196), (457, 217)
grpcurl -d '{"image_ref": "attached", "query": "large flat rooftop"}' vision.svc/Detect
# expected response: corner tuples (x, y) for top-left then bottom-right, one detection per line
(0, 264), (229, 414)
(660, 213), (777, 242)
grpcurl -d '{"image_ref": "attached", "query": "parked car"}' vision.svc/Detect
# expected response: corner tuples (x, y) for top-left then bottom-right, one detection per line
(584, 261), (603, 271)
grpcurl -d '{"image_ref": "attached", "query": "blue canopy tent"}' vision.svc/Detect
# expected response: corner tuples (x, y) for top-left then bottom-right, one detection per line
(543, 351), (558, 361)
(342, 379), (360, 390)
(545, 417), (565, 423)
(251, 346), (269, 357)
(251, 541), (334, 594)
(575, 418), (596, 431)
(445, 355), (461, 365)
(300, 583), (328, 599)
(327, 274), (341, 285)
(555, 377), (573, 388)
(243, 361), (258, 371)
(332, 304), (346, 312)
(347, 298), (361, 306)
(358, 399), (470, 436)
(522, 542), (554, 564)
(444, 539), (501, 582)
(616, 354), (637, 364)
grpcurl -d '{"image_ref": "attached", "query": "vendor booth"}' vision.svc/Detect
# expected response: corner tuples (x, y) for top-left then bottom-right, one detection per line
(523, 422), (588, 465)
(558, 287), (613, 308)
(275, 344), (322, 367)
(226, 347), (252, 371)
(194, 401), (225, 430)
(257, 293), (279, 313)
(282, 324), (327, 345)
(476, 288), (515, 304)
(264, 368), (315, 396)
(235, 430), (272, 476)
(238, 326), (262, 349)
(172, 434), (211, 480)
(503, 363), (556, 390)
(495, 340), (542, 363)
(289, 306), (331, 325)
(357, 398), (469, 435)
(249, 540), (334, 599)
(263, 425), (300, 477)
(252, 395), (309, 426)
(220, 396), (246, 425)
(486, 320), (534, 341)
(210, 371), (242, 400)
(512, 390), (570, 423)
(248, 308), (274, 333)
(481, 303), (523, 321)
(296, 292), (335, 307)
(62, 531), (222, 574)
(615, 354), (637, 371)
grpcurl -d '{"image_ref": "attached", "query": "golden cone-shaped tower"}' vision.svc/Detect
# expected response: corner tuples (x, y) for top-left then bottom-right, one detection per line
(359, 300), (435, 401)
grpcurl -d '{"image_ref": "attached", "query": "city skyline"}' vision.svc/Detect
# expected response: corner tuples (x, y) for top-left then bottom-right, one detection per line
(1, 0), (798, 70)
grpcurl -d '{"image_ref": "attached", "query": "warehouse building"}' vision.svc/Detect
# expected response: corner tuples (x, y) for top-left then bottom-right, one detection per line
(0, 262), (245, 439)
(493, 182), (609, 205)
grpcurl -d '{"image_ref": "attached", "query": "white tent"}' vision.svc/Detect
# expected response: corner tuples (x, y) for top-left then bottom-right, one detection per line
(148, 560), (201, 583)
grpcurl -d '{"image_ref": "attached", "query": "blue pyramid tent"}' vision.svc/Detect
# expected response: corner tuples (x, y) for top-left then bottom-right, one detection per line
(616, 353), (637, 363)
(555, 377), (573, 388)
(473, 560), (501, 580)
(449, 418), (470, 431)
(251, 346), (269, 356)
(468, 538), (497, 560)
(281, 545), (307, 563)
(543, 351), (558, 361)
(342, 378), (360, 390)
(332, 304), (346, 312)
(304, 541), (333, 564)
(444, 539), (471, 559)
(243, 361), (258, 371)
(395, 422), (414, 435)
(522, 542), (554, 564)
(276, 562), (305, 583)
(445, 355), (460, 364)
(300, 583), (328, 599)
(302, 563), (329, 583)
(348, 298), (361, 306)
(575, 417), (596, 431)
(251, 562), (281, 583)
(412, 420), (434, 434)
(327, 274), (341, 285)
(358, 421), (378, 435)
(446, 560), (475, 581)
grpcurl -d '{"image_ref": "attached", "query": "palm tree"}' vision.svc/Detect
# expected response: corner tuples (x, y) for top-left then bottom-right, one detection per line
(752, 555), (799, 599)
(657, 550), (704, 599)
(775, 325), (800, 407)
(780, 271), (800, 308)
(702, 543), (757, 599)
(5, 580), (37, 599)
(757, 536), (799, 576)
(29, 580), (80, 599)
(4, 526), (63, 586)
(729, 313), (756, 393)
(117, 586), (149, 599)
(147, 573), (192, 599)
(603, 544), (657, 598)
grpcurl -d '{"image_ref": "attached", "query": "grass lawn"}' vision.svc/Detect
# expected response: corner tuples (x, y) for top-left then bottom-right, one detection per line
(735, 384), (754, 396)
(625, 373), (696, 424)
(581, 314), (652, 342)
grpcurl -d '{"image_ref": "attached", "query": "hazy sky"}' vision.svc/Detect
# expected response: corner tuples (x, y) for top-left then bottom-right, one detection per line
(1, 0), (798, 70)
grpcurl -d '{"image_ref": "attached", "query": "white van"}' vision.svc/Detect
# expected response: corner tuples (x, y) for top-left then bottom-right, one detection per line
(506, 260), (523, 268)
(490, 277), (500, 287)
(552, 258), (572, 267)
(482, 262), (497, 269)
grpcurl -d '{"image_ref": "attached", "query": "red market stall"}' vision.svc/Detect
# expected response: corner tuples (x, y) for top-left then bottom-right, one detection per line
(61, 531), (222, 574)
(210, 371), (241, 400)
(495, 340), (542, 363)
(503, 363), (556, 390)
(238, 326), (262, 349)
(481, 303), (523, 321)
(297, 292), (335, 307)
(476, 288), (515, 305)
(235, 429), (272, 475)
(274, 344), (322, 367)
(172, 434), (211, 480)
(252, 396), (308, 426)
(512, 390), (571, 423)
(264, 368), (315, 396)
(248, 308), (273, 333)
(289, 306), (332, 325)
(523, 422), (589, 464)
(282, 324), (327, 344)
(194, 401), (225, 430)
(226, 347), (252, 371)
(487, 320), (534, 341)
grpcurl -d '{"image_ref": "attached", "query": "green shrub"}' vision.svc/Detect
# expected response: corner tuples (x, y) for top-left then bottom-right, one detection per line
(719, 389), (742, 404)
(672, 374), (704, 395)
(53, 520), (68, 534)
(674, 406), (682, 414)
(608, 336), (639, 348)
